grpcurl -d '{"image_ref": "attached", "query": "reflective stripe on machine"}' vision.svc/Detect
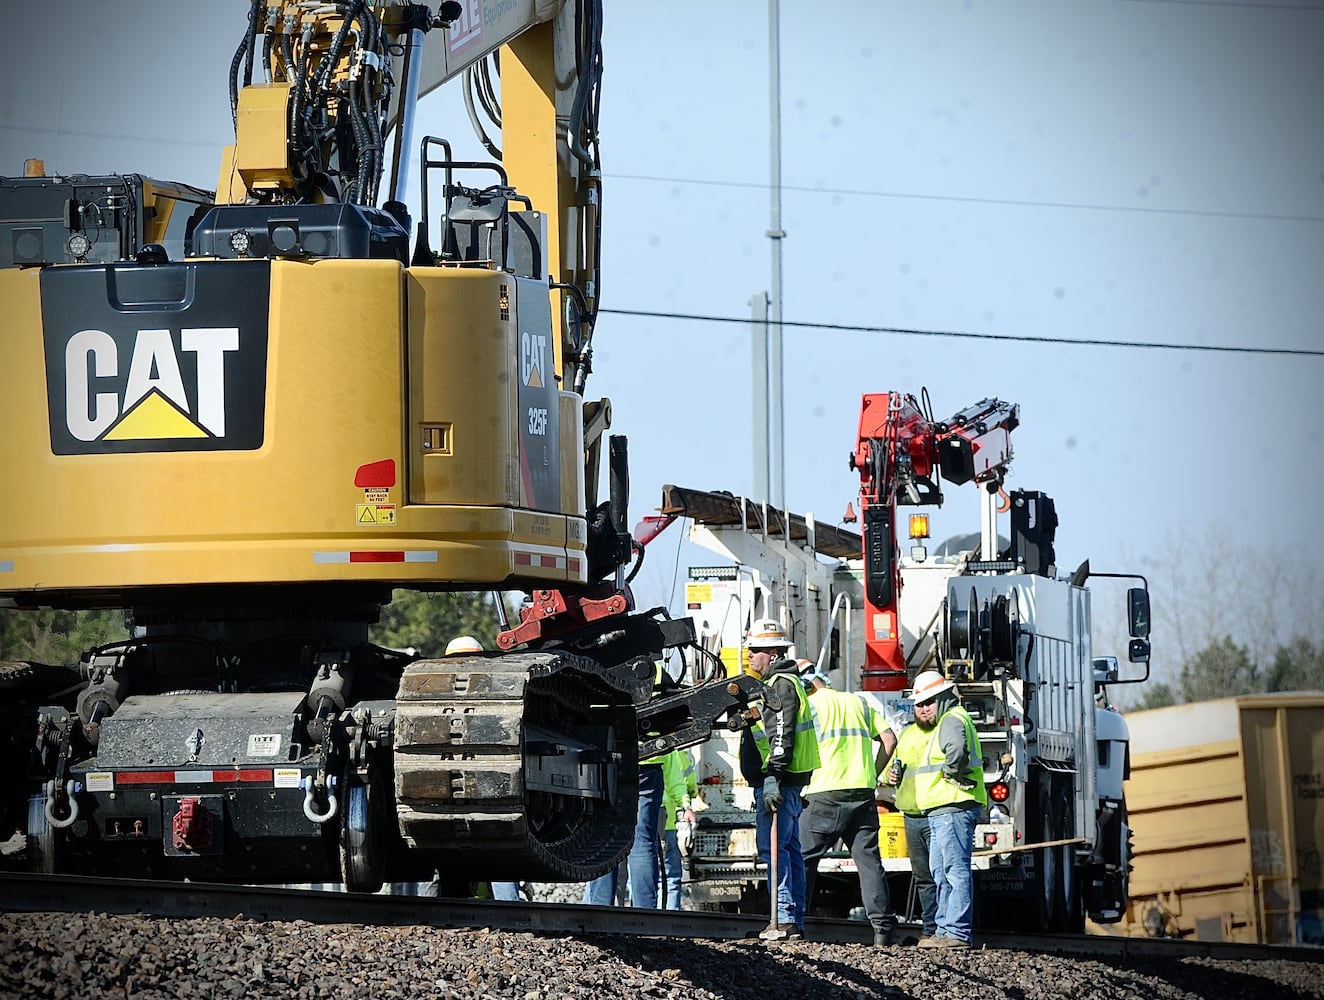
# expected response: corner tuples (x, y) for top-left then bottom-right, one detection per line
(104, 768), (284, 787)
(313, 550), (439, 563)
(514, 551), (581, 573)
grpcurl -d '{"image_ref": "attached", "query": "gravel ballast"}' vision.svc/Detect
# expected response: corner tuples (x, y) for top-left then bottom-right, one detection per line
(2, 910), (1321, 1000)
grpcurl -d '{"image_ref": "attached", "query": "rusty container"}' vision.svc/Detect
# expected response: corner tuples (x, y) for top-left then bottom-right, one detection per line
(1114, 693), (1324, 945)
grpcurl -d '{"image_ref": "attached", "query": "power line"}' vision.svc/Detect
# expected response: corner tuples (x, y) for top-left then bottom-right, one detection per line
(600, 307), (1324, 358)
(12, 123), (1315, 227)
(1, 123), (216, 149)
(608, 172), (1324, 226)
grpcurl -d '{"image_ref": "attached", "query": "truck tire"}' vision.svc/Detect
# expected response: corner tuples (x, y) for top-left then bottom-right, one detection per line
(1055, 785), (1083, 933)
(1037, 778), (1065, 932)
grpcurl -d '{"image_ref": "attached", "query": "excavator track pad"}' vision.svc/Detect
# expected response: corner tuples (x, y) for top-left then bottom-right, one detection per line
(393, 649), (639, 881)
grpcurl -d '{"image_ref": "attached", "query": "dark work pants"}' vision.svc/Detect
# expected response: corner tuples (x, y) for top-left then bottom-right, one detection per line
(802, 788), (894, 930)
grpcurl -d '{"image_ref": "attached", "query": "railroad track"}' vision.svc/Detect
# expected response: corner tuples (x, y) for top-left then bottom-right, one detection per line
(1, 872), (1317, 965)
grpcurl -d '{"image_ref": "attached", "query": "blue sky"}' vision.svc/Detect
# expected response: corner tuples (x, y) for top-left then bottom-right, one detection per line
(3, 1), (1321, 663)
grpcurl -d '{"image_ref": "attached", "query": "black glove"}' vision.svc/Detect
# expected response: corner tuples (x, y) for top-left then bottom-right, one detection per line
(949, 774), (978, 792)
(762, 776), (783, 813)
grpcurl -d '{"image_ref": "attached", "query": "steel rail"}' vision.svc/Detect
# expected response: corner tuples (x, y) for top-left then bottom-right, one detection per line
(0, 873), (1318, 964)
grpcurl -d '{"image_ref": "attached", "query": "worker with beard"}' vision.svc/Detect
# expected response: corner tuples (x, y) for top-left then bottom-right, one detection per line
(907, 670), (986, 950)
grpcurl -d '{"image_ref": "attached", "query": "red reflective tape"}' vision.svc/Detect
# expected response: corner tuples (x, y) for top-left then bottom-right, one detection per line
(117, 772), (170, 785)
(211, 769), (275, 783)
(349, 551), (405, 563)
(516, 552), (573, 570)
(107, 769), (277, 786)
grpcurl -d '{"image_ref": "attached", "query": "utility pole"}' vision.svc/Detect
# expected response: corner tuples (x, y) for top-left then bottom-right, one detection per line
(752, 0), (786, 508)
(751, 291), (770, 503)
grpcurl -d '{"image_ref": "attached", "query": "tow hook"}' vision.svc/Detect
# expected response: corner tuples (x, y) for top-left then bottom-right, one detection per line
(43, 779), (80, 829)
(171, 796), (215, 851)
(302, 774), (339, 824)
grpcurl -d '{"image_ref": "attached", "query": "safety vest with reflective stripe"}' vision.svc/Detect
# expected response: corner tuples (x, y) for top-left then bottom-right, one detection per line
(912, 705), (987, 811)
(662, 749), (698, 831)
(889, 722), (931, 816)
(752, 673), (821, 775)
(805, 688), (887, 794)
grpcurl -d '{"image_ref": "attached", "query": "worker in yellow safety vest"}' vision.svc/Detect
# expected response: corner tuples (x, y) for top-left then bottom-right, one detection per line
(799, 665), (901, 946)
(909, 670), (986, 950)
(657, 748), (698, 909)
(886, 716), (939, 941)
(736, 618), (820, 942)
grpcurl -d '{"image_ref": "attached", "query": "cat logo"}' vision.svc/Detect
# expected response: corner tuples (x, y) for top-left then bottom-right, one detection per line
(42, 262), (271, 455)
(64, 328), (238, 443)
(520, 330), (547, 389)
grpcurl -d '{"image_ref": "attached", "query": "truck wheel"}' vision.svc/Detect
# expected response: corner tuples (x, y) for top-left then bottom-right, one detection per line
(1056, 788), (1083, 933)
(25, 791), (58, 874)
(1037, 778), (1065, 932)
(340, 770), (386, 893)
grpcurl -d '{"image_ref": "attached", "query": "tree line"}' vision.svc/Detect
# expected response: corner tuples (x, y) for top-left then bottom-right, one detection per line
(1109, 524), (1324, 710)
(1129, 635), (1324, 710)
(0, 592), (506, 665)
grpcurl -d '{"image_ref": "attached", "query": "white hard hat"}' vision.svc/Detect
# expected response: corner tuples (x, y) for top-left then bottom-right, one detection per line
(745, 618), (790, 650)
(800, 661), (831, 689)
(911, 669), (954, 704)
(444, 635), (484, 656)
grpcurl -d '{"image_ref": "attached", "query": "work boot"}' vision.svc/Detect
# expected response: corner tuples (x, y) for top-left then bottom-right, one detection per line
(932, 936), (970, 950)
(758, 924), (800, 942)
(916, 935), (943, 949)
(872, 923), (896, 946)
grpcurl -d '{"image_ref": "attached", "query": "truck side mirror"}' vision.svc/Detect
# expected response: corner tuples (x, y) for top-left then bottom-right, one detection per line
(1128, 638), (1151, 664)
(1127, 588), (1150, 639)
(1092, 655), (1119, 683)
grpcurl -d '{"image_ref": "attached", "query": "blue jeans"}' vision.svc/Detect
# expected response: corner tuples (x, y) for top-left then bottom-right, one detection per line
(659, 827), (682, 909)
(627, 764), (665, 908)
(490, 882), (520, 901)
(928, 807), (978, 942)
(753, 783), (805, 929)
(903, 813), (937, 937)
(582, 865), (619, 905)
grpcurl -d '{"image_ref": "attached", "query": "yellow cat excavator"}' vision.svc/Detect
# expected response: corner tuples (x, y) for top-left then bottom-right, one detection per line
(0, 0), (757, 889)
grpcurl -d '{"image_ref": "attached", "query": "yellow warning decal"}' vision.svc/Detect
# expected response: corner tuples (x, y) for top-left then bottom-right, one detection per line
(356, 504), (397, 526)
(86, 772), (115, 792)
(686, 583), (714, 603)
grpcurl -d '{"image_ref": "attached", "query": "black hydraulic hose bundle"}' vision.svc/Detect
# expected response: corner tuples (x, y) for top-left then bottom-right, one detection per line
(568, 0), (603, 169)
(228, 1), (263, 131)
